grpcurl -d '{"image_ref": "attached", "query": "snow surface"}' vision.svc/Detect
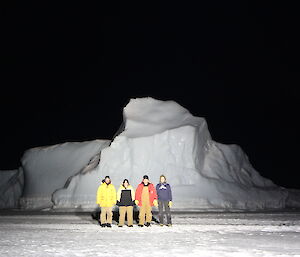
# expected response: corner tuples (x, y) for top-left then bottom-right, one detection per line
(20, 140), (110, 209)
(0, 211), (300, 256)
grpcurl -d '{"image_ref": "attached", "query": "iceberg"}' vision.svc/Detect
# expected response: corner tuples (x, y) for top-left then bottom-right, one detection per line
(2, 97), (298, 211)
(93, 97), (287, 210)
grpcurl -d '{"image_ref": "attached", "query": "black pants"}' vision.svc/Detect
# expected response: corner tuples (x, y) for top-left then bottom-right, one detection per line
(158, 200), (172, 225)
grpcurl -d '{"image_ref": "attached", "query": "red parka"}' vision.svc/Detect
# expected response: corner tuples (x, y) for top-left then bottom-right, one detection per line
(135, 182), (157, 206)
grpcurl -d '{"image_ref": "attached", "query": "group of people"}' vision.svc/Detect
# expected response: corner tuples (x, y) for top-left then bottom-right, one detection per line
(96, 174), (172, 227)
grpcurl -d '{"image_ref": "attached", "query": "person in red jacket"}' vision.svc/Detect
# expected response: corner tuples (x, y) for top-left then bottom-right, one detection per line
(135, 175), (158, 227)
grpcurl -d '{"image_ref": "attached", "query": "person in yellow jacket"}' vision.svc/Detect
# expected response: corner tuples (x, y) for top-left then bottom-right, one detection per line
(96, 175), (117, 227)
(116, 179), (135, 227)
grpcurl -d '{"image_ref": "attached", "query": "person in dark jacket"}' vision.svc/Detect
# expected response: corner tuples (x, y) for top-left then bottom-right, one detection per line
(156, 175), (172, 226)
(116, 179), (135, 227)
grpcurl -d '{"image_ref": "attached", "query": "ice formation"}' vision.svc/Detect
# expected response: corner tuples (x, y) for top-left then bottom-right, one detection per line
(93, 97), (288, 210)
(20, 140), (110, 209)
(2, 97), (298, 210)
(0, 168), (24, 209)
(53, 97), (290, 210)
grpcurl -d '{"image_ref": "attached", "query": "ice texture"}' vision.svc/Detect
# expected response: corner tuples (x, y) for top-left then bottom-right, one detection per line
(94, 97), (288, 210)
(19, 140), (110, 209)
(0, 168), (24, 209)
(2, 97), (298, 210)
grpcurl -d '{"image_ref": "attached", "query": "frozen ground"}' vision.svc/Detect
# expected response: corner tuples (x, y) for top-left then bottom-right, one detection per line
(0, 211), (300, 256)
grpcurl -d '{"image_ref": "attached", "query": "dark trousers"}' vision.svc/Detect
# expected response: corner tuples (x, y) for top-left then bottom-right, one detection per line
(158, 200), (172, 225)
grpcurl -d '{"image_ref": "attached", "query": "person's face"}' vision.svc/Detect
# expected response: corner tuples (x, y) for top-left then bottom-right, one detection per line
(143, 178), (149, 184)
(105, 177), (110, 184)
(160, 176), (166, 183)
(124, 181), (129, 187)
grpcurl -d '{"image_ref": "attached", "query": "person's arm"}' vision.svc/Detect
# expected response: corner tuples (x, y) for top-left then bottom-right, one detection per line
(131, 187), (135, 201)
(152, 184), (158, 200)
(156, 184), (159, 195)
(117, 187), (121, 202)
(112, 186), (117, 204)
(168, 184), (173, 207)
(151, 184), (158, 206)
(135, 184), (142, 204)
(168, 184), (172, 201)
(96, 185), (102, 205)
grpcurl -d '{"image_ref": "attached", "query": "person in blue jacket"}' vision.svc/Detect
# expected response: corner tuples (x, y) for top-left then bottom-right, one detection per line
(156, 175), (172, 226)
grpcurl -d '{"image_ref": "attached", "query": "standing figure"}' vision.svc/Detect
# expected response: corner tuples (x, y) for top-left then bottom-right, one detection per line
(96, 175), (117, 227)
(135, 175), (158, 227)
(156, 175), (172, 226)
(117, 179), (135, 227)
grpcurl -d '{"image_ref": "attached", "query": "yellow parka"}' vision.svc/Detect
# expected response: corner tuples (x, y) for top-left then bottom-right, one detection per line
(96, 182), (117, 207)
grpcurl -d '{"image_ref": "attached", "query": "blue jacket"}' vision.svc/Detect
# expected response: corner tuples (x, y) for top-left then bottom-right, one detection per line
(156, 183), (172, 201)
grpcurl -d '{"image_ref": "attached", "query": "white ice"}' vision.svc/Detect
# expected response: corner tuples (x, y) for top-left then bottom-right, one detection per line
(0, 211), (299, 256)
(2, 97), (300, 211)
(19, 140), (110, 209)
(94, 97), (290, 210)
(0, 168), (23, 209)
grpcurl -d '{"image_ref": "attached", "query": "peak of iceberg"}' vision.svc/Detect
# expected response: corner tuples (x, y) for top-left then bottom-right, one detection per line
(122, 97), (205, 138)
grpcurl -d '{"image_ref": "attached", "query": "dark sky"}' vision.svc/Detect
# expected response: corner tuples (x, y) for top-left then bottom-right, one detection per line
(1, 1), (299, 189)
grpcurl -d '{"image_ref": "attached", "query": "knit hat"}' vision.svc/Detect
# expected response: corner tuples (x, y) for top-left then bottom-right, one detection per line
(143, 175), (149, 180)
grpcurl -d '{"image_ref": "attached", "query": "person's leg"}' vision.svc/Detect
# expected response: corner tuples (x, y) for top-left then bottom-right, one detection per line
(127, 206), (133, 226)
(100, 207), (107, 225)
(107, 207), (113, 224)
(119, 207), (125, 226)
(139, 205), (146, 225)
(158, 200), (164, 225)
(164, 201), (172, 225)
(145, 204), (152, 223)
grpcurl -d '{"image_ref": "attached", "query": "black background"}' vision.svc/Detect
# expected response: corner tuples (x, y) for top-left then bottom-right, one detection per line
(1, 1), (299, 189)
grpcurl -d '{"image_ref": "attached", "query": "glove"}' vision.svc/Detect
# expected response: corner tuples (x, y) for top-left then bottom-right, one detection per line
(169, 201), (173, 207)
(153, 199), (158, 207)
(135, 200), (139, 205)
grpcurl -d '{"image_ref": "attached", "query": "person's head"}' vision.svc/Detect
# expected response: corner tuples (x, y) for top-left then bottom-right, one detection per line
(143, 175), (149, 185)
(160, 175), (166, 183)
(104, 176), (111, 184)
(123, 179), (129, 188)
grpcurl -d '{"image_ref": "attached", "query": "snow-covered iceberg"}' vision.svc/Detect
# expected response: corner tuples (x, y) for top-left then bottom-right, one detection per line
(93, 97), (288, 210)
(3, 97), (296, 211)
(52, 97), (289, 210)
(20, 140), (110, 209)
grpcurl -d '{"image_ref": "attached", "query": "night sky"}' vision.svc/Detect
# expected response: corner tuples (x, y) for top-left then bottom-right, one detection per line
(1, 1), (299, 189)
